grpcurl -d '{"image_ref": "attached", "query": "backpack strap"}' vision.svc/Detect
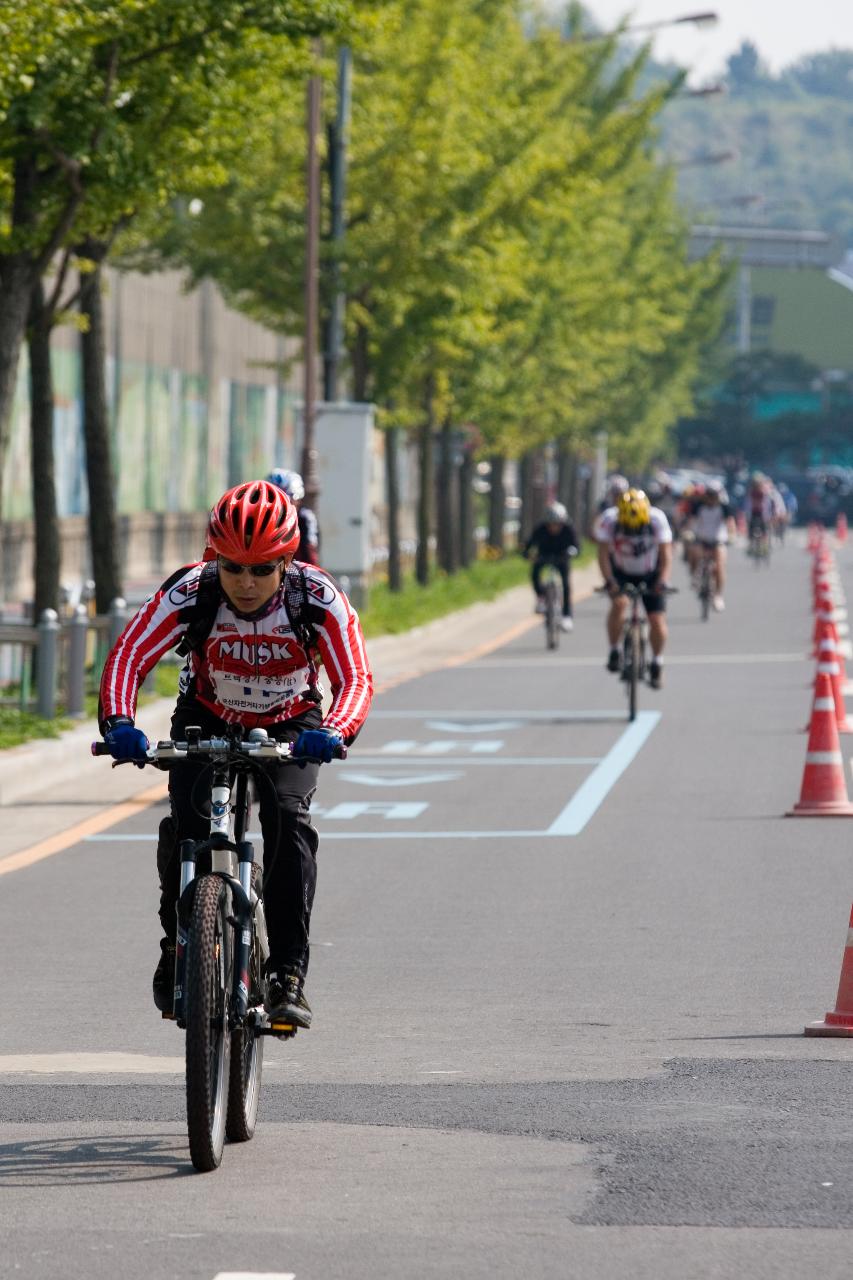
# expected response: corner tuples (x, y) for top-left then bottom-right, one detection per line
(174, 560), (222, 658)
(282, 564), (323, 703)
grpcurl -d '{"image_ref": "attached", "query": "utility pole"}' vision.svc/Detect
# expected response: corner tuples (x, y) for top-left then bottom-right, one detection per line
(324, 46), (352, 403)
(302, 68), (322, 510)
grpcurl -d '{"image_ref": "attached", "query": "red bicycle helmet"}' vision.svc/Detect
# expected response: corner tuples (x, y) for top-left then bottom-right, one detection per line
(207, 480), (299, 564)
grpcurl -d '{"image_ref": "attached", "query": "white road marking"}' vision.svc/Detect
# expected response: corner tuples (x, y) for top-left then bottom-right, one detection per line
(213, 1273), (295, 1280)
(547, 711), (661, 836)
(0, 1052), (289, 1074)
(343, 756), (602, 766)
(322, 801), (428, 821)
(342, 770), (462, 788)
(469, 652), (806, 668)
(378, 739), (504, 754)
(426, 719), (522, 733)
(369, 709), (628, 720)
(0, 1053), (186, 1074)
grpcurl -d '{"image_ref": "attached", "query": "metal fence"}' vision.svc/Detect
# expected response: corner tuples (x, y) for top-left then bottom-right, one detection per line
(0, 599), (128, 720)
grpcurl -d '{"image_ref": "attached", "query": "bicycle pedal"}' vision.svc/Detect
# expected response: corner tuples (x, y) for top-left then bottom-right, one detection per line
(271, 1023), (297, 1040)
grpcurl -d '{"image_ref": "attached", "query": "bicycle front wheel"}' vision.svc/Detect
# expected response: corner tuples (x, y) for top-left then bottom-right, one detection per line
(624, 631), (638, 722)
(226, 928), (265, 1144)
(185, 874), (231, 1172)
(545, 580), (559, 650)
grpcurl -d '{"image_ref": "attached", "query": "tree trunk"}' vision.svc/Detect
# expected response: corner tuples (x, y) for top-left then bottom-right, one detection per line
(415, 373), (435, 586)
(556, 441), (576, 512)
(437, 416), (458, 575)
(28, 278), (61, 618)
(488, 453), (505, 553)
(351, 318), (370, 402)
(385, 423), (402, 592)
(0, 255), (35, 517)
(458, 445), (474, 568)
(520, 447), (547, 542)
(79, 241), (122, 614)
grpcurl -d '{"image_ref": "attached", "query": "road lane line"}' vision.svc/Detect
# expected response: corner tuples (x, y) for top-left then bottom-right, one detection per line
(546, 710), (661, 836)
(0, 780), (168, 878)
(213, 1273), (295, 1280)
(374, 614), (539, 693)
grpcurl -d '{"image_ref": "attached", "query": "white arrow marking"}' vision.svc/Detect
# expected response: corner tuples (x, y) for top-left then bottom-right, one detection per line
(426, 719), (522, 733)
(342, 771), (462, 788)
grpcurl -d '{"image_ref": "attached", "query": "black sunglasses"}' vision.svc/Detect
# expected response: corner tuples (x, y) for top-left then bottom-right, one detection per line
(217, 557), (283, 578)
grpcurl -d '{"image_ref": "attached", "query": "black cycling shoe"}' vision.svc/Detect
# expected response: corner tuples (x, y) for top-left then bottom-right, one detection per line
(649, 660), (663, 690)
(265, 971), (312, 1029)
(606, 648), (621, 674)
(153, 938), (176, 1013)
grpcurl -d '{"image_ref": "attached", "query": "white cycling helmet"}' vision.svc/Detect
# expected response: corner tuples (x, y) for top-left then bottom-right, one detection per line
(545, 501), (568, 523)
(266, 468), (305, 503)
(605, 474), (629, 505)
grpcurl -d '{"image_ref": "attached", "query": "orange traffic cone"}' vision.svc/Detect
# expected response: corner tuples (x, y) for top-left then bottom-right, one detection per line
(812, 615), (838, 659)
(787, 672), (853, 815)
(805, 903), (853, 1035)
(837, 512), (848, 545)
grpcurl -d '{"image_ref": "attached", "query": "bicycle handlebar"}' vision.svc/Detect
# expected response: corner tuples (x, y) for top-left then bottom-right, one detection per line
(92, 731), (347, 766)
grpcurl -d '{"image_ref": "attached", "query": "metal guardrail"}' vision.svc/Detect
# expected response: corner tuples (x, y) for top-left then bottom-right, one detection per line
(0, 598), (128, 720)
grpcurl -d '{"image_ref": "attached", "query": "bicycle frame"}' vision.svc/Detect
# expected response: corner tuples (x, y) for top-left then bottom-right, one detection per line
(173, 743), (268, 1033)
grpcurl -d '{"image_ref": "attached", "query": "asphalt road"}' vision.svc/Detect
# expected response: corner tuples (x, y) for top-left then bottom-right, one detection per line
(3, 533), (853, 1280)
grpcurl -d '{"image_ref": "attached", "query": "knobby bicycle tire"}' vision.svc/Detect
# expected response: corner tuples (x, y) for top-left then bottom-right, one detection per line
(624, 628), (638, 722)
(185, 874), (231, 1172)
(700, 565), (711, 621)
(545, 579), (559, 650)
(226, 928), (265, 1144)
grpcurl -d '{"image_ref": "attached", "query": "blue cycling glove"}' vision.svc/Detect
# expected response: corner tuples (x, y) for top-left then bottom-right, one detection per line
(104, 718), (150, 767)
(293, 727), (344, 763)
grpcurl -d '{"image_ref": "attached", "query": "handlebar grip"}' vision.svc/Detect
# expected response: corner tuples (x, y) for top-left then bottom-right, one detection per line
(333, 743), (348, 761)
(91, 742), (112, 756)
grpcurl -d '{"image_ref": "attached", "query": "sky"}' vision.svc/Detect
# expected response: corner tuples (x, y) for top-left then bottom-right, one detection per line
(583, 1), (853, 82)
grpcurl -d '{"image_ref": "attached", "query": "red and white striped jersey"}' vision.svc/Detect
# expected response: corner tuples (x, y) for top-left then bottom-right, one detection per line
(99, 561), (372, 742)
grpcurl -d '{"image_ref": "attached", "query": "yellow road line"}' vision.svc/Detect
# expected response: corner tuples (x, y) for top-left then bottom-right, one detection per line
(0, 779), (167, 878)
(374, 614), (539, 694)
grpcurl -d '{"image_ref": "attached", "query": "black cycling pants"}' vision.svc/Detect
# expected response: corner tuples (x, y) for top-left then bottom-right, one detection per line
(156, 698), (322, 978)
(532, 557), (571, 616)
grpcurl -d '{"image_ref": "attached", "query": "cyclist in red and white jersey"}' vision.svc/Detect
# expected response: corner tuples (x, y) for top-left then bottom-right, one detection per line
(98, 480), (372, 1029)
(594, 488), (673, 689)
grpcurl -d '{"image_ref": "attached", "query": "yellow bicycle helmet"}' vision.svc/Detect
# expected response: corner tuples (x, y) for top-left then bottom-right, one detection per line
(616, 488), (651, 529)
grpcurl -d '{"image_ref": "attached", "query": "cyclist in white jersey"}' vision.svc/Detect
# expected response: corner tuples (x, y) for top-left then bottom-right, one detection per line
(685, 480), (735, 612)
(594, 488), (673, 689)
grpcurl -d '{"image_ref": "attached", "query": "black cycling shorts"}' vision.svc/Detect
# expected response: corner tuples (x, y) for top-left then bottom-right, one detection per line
(612, 564), (667, 615)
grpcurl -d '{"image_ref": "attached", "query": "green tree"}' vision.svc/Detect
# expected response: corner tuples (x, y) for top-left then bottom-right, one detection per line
(0, 0), (350, 529)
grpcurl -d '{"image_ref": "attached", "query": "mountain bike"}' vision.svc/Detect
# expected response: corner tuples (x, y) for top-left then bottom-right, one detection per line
(535, 548), (577, 651)
(540, 560), (561, 650)
(747, 520), (771, 566)
(695, 543), (716, 621)
(598, 582), (677, 721)
(93, 725), (344, 1173)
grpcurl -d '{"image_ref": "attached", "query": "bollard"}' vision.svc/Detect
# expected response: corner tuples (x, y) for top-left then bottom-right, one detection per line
(37, 608), (60, 720)
(108, 597), (127, 649)
(66, 604), (88, 718)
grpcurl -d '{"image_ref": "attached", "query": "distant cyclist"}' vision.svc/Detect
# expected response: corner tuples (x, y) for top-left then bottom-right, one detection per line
(598, 472), (629, 514)
(745, 473), (774, 548)
(267, 468), (320, 566)
(594, 488), (673, 689)
(684, 480), (735, 612)
(524, 502), (580, 631)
